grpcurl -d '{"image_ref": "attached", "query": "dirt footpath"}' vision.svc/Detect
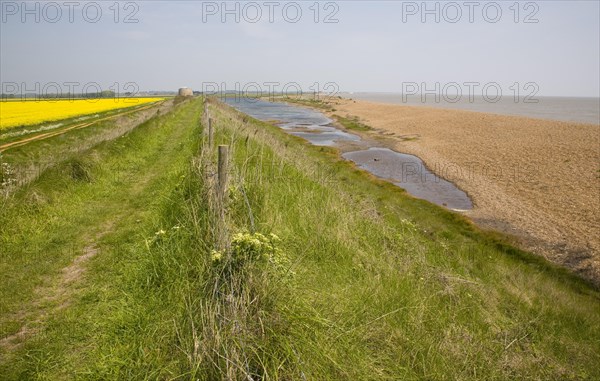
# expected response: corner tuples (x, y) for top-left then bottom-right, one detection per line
(328, 98), (600, 284)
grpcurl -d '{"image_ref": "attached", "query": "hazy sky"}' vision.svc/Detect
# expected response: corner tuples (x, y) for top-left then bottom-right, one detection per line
(1, 1), (599, 97)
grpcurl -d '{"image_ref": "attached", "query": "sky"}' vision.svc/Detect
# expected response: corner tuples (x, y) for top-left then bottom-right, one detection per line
(1, 0), (599, 97)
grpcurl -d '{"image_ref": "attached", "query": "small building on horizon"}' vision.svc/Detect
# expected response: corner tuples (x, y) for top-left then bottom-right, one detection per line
(178, 87), (193, 97)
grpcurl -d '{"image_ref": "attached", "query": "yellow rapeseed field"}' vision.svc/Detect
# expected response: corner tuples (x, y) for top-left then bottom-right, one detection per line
(0, 98), (164, 130)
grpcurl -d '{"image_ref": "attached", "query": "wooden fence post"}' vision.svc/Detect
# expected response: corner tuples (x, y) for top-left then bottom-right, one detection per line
(208, 118), (214, 148)
(203, 101), (209, 126)
(218, 145), (229, 199)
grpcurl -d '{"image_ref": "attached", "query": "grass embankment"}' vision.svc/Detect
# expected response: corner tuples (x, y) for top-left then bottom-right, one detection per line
(1, 96), (599, 379)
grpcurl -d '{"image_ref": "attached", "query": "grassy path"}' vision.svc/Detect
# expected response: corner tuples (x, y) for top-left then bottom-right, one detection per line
(0, 98), (201, 378)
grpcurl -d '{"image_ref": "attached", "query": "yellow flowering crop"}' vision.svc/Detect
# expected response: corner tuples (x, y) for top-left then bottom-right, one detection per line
(0, 98), (164, 130)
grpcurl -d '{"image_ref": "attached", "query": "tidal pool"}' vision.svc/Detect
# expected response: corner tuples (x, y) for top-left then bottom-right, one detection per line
(224, 97), (473, 210)
(342, 148), (472, 211)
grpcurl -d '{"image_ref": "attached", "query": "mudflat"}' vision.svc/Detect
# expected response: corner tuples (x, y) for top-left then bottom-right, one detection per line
(327, 98), (600, 284)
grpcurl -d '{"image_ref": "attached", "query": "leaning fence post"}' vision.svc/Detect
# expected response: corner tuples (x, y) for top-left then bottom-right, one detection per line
(208, 118), (214, 148)
(218, 145), (229, 199)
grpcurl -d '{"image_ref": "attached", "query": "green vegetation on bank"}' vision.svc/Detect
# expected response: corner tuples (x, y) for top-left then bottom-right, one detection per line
(332, 114), (372, 131)
(0, 97), (598, 380)
(273, 95), (372, 131)
(276, 96), (336, 111)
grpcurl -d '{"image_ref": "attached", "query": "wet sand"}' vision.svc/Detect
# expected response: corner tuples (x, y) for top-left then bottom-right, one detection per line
(325, 98), (600, 284)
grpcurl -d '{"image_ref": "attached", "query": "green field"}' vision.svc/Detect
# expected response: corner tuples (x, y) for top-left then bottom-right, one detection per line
(0, 97), (598, 380)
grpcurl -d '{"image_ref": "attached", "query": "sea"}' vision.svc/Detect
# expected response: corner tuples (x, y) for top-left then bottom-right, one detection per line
(340, 93), (600, 125)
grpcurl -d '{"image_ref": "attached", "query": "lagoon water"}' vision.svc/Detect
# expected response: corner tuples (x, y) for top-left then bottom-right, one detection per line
(343, 93), (600, 125)
(224, 97), (360, 147)
(224, 97), (473, 210)
(342, 148), (473, 211)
